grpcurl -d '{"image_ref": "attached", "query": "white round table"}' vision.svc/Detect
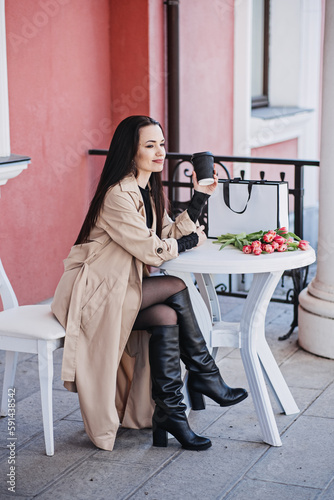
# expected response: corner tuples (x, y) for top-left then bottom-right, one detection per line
(160, 239), (316, 447)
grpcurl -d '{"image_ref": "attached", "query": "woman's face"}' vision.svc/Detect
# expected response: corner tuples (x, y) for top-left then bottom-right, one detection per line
(134, 124), (166, 182)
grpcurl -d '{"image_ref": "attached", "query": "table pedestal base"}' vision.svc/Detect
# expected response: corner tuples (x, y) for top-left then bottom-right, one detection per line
(163, 269), (299, 447)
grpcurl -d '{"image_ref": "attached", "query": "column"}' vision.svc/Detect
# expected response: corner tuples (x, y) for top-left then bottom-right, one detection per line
(298, 0), (334, 358)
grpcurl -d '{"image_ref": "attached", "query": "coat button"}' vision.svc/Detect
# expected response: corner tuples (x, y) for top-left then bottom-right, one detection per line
(157, 247), (163, 254)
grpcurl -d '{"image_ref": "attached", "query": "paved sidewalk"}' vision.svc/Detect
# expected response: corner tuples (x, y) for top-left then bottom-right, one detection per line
(0, 283), (334, 499)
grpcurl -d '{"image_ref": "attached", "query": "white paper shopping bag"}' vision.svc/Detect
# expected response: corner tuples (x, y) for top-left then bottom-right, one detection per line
(208, 179), (289, 238)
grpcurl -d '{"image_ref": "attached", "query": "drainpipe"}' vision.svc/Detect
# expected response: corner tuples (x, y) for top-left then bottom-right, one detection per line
(166, 0), (180, 152)
(166, 0), (180, 200)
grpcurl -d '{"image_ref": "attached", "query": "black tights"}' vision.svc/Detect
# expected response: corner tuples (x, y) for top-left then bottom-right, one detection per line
(132, 275), (186, 330)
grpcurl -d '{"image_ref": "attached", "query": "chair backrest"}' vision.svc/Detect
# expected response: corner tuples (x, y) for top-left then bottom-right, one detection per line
(0, 259), (19, 310)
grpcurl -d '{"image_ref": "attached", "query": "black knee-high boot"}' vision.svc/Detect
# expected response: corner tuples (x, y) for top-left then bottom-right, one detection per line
(149, 324), (211, 450)
(165, 288), (248, 410)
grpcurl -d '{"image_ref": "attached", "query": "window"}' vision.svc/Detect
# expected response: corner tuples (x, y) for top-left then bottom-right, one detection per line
(251, 0), (269, 108)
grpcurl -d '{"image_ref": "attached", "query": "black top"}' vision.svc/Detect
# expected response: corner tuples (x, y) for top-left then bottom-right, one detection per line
(139, 186), (154, 228)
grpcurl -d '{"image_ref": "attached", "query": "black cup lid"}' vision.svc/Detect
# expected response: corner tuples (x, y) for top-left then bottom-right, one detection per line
(191, 151), (214, 161)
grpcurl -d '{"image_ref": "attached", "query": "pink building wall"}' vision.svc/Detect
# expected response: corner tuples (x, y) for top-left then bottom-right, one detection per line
(2, 0), (303, 307)
(3, 0), (167, 306)
(109, 0), (150, 125)
(179, 0), (234, 156)
(251, 138), (298, 215)
(251, 139), (298, 185)
(3, 0), (113, 305)
(109, 0), (166, 132)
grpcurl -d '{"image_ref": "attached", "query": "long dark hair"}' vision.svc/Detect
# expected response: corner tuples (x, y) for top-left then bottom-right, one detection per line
(75, 115), (165, 244)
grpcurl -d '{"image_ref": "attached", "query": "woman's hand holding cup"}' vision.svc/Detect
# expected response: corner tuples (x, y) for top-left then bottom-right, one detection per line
(191, 151), (218, 195)
(192, 168), (218, 195)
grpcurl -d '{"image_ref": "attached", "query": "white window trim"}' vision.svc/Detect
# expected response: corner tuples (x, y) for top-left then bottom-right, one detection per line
(0, 0), (10, 157)
(233, 0), (252, 178)
(0, 0), (30, 190)
(249, 110), (313, 150)
(233, 0), (321, 208)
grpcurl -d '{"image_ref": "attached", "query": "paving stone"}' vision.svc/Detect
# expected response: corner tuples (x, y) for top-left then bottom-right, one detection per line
(262, 327), (299, 364)
(203, 395), (264, 444)
(0, 358), (40, 402)
(35, 458), (154, 500)
(218, 296), (245, 316)
(265, 301), (294, 325)
(247, 415), (334, 489)
(304, 381), (334, 419)
(279, 349), (334, 390)
(206, 386), (320, 444)
(214, 346), (235, 363)
(0, 351), (34, 374)
(52, 363), (67, 391)
(215, 355), (249, 389)
(0, 445), (8, 459)
(268, 313), (295, 329)
(0, 353), (69, 404)
(224, 477), (321, 500)
(0, 492), (30, 499)
(0, 388), (79, 449)
(187, 403), (230, 434)
(129, 438), (264, 500)
(224, 347), (243, 360)
(219, 330), (298, 366)
(0, 291), (333, 499)
(93, 427), (179, 467)
(52, 348), (64, 364)
(62, 408), (83, 422)
(220, 303), (243, 323)
(318, 479), (334, 499)
(0, 419), (95, 497)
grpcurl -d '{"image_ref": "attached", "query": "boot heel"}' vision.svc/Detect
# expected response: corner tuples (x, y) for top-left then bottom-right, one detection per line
(189, 389), (205, 410)
(152, 426), (168, 447)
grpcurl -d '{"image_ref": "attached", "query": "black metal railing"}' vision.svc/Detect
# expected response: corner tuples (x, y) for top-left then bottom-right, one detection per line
(164, 152), (320, 239)
(89, 149), (319, 339)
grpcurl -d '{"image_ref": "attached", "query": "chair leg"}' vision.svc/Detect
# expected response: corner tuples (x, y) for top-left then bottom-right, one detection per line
(37, 340), (54, 456)
(1, 351), (18, 416)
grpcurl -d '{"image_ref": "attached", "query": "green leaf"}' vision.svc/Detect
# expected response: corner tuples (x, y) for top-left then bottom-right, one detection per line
(235, 240), (244, 251)
(287, 231), (301, 241)
(247, 231), (265, 240)
(218, 239), (236, 250)
(236, 232), (247, 239)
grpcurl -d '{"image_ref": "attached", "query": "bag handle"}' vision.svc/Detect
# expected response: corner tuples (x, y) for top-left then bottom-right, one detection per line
(223, 180), (255, 214)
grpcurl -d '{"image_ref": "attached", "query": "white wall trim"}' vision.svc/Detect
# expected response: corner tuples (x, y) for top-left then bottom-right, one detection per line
(250, 110), (313, 149)
(233, 0), (322, 209)
(0, 160), (29, 186)
(0, 0), (10, 157)
(233, 0), (252, 177)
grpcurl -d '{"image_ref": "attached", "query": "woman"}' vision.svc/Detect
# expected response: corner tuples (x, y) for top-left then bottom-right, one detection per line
(52, 115), (247, 452)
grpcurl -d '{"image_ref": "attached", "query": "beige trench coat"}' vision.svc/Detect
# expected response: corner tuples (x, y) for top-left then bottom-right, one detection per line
(51, 174), (197, 451)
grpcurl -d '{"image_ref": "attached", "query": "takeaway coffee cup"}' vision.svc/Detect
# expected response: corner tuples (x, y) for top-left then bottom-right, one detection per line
(191, 151), (215, 186)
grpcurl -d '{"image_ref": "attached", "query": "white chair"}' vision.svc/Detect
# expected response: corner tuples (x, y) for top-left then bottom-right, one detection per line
(0, 259), (65, 456)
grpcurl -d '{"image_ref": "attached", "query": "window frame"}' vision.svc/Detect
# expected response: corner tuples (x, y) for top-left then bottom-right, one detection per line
(251, 0), (270, 109)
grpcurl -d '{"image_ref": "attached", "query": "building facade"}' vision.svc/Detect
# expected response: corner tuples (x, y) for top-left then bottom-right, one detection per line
(0, 0), (323, 306)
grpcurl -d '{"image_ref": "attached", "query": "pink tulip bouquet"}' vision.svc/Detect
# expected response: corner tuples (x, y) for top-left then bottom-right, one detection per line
(214, 227), (309, 256)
